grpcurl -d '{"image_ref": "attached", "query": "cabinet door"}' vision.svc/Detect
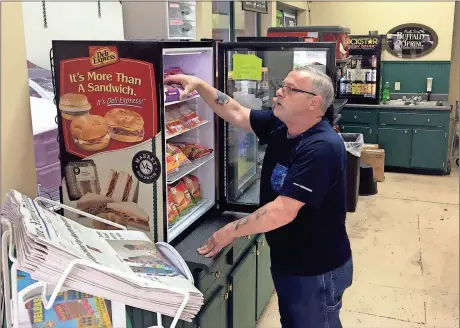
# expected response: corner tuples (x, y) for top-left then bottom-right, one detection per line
(411, 129), (448, 170)
(256, 235), (275, 320)
(378, 128), (412, 168)
(229, 246), (257, 328)
(341, 124), (376, 144)
(196, 286), (228, 328)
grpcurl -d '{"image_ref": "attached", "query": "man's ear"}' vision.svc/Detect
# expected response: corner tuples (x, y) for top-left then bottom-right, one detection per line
(311, 95), (323, 110)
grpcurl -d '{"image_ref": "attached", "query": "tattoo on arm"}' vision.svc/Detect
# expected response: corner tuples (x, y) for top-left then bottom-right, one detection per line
(233, 206), (268, 231)
(216, 90), (230, 105)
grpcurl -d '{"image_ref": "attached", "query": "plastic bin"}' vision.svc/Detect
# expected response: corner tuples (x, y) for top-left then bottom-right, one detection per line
(36, 161), (61, 189)
(340, 133), (364, 212)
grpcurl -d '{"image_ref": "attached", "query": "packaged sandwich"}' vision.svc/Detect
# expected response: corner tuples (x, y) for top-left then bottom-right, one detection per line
(178, 105), (203, 128)
(65, 160), (101, 201)
(170, 181), (193, 213)
(76, 192), (114, 216)
(165, 107), (188, 135)
(104, 169), (138, 202)
(173, 142), (213, 160)
(164, 67), (199, 98)
(167, 186), (180, 223)
(183, 175), (201, 203)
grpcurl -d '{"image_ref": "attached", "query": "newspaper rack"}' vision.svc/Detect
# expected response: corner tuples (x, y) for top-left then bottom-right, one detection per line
(2, 197), (195, 328)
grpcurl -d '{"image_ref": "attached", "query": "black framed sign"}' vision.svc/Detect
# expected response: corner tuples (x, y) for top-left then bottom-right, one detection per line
(242, 1), (268, 14)
(384, 23), (438, 59)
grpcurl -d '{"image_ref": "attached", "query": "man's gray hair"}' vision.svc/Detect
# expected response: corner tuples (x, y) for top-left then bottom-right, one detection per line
(294, 66), (335, 113)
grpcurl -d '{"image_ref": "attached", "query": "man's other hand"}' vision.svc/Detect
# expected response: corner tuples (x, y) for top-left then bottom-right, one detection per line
(197, 225), (235, 258)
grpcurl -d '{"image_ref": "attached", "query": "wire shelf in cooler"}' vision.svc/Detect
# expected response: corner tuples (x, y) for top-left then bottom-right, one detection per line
(166, 120), (209, 140)
(165, 94), (201, 107)
(167, 153), (214, 184)
(168, 198), (214, 241)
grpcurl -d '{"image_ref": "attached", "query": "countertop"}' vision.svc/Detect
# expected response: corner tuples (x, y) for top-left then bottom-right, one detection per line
(174, 213), (246, 273)
(344, 101), (451, 111)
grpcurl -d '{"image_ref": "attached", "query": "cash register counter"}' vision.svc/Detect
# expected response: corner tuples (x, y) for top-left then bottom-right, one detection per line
(127, 213), (274, 328)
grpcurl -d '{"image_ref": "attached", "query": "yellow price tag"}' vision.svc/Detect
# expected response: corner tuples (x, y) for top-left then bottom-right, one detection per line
(232, 54), (262, 81)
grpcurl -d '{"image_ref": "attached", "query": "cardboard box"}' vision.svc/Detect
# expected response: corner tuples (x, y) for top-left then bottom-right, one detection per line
(361, 149), (385, 182)
(362, 144), (379, 150)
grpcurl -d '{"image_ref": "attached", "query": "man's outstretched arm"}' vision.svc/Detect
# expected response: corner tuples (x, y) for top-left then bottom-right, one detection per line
(198, 196), (304, 257)
(164, 74), (253, 132)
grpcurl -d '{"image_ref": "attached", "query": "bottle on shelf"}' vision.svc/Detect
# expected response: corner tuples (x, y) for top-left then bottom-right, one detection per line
(258, 67), (270, 108)
(382, 81), (391, 104)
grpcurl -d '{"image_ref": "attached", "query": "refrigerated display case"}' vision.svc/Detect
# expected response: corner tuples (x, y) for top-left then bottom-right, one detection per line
(337, 35), (383, 104)
(51, 40), (337, 244)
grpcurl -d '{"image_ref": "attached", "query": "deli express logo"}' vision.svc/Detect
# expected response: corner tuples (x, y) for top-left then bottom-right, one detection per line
(384, 23), (438, 59)
(89, 46), (120, 69)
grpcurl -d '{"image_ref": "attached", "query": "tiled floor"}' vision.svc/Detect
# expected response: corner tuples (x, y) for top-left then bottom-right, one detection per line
(257, 170), (459, 328)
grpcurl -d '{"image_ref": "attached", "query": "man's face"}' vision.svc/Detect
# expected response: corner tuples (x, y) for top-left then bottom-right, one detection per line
(272, 71), (322, 123)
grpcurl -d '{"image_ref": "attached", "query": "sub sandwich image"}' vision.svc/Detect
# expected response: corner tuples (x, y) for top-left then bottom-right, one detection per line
(76, 192), (114, 216)
(104, 108), (145, 143)
(105, 169), (138, 202)
(70, 114), (111, 151)
(104, 202), (150, 231)
(59, 93), (91, 120)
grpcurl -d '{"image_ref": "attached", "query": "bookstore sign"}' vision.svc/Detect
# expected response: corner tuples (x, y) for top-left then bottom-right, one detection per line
(385, 23), (438, 59)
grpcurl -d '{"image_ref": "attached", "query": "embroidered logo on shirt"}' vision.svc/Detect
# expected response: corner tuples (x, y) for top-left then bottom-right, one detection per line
(271, 163), (288, 192)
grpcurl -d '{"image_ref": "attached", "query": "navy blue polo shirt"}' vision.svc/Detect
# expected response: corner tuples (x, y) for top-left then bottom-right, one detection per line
(250, 109), (352, 276)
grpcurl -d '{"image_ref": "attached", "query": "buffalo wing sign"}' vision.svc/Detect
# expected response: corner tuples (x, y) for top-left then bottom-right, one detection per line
(385, 23), (438, 59)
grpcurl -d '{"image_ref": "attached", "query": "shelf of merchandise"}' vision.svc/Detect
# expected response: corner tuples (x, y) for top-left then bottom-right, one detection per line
(166, 120), (209, 140)
(167, 154), (214, 184)
(165, 95), (201, 107)
(167, 198), (214, 242)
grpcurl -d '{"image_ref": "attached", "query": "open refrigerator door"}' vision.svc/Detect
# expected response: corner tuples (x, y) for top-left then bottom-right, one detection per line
(161, 46), (216, 242)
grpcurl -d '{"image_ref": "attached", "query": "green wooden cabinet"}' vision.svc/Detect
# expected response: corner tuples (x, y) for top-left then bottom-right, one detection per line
(378, 127), (412, 168)
(341, 105), (451, 173)
(256, 235), (274, 320)
(411, 129), (448, 170)
(196, 286), (228, 328)
(229, 246), (257, 328)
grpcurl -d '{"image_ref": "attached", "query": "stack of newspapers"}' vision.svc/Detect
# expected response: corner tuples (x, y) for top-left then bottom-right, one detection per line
(1, 190), (203, 322)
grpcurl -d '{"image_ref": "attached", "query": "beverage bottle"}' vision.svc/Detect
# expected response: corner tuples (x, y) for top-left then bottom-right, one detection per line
(258, 67), (270, 108)
(382, 81), (391, 104)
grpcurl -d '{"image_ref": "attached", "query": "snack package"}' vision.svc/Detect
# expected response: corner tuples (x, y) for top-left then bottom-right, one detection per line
(165, 107), (188, 135)
(183, 175), (201, 203)
(167, 186), (180, 223)
(164, 66), (199, 98)
(164, 85), (181, 103)
(169, 181), (193, 213)
(173, 142), (213, 160)
(178, 105), (203, 128)
(166, 143), (191, 173)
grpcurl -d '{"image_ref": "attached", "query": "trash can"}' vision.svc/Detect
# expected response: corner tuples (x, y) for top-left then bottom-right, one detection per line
(339, 133), (364, 212)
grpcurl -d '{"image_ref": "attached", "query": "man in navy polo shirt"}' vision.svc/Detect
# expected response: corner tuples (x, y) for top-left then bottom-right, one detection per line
(165, 67), (353, 328)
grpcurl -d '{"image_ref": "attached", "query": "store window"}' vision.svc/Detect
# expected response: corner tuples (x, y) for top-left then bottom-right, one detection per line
(212, 1), (261, 42)
(212, 2), (231, 42)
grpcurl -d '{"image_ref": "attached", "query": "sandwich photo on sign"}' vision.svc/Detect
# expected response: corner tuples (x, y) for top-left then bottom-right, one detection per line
(105, 108), (145, 143)
(59, 93), (91, 120)
(105, 169), (139, 202)
(70, 114), (111, 152)
(64, 160), (101, 201)
(106, 202), (150, 231)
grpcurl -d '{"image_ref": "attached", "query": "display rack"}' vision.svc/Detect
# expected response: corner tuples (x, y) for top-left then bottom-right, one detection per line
(1, 197), (195, 328)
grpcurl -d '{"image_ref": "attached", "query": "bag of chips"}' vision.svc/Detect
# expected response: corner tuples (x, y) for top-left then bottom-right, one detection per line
(170, 181), (193, 213)
(166, 143), (191, 173)
(167, 186), (180, 223)
(173, 142), (213, 161)
(183, 175), (201, 203)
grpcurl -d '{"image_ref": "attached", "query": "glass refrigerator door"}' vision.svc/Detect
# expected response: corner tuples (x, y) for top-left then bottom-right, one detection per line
(218, 42), (336, 212)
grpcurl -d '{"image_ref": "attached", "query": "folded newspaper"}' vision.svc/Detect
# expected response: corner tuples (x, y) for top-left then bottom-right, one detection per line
(1, 190), (203, 322)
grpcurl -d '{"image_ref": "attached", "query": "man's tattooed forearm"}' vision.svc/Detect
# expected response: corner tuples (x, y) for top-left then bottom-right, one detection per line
(216, 90), (230, 105)
(233, 206), (268, 231)
(234, 217), (248, 231)
(255, 207), (267, 220)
